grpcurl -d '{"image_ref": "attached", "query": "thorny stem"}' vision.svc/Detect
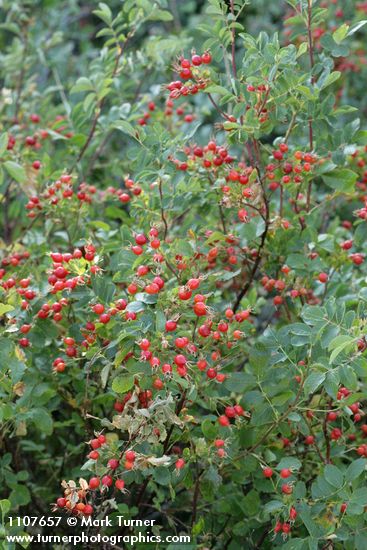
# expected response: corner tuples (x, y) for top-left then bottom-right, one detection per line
(158, 178), (169, 240)
(279, 185), (284, 218)
(233, 168), (269, 312)
(285, 111), (297, 143)
(306, 0), (315, 212)
(191, 463), (202, 527)
(71, 35), (132, 171)
(207, 93), (231, 121)
(256, 86), (271, 117)
(131, 391), (187, 518)
(243, 360), (310, 456)
(86, 67), (150, 176)
(208, 174), (227, 233)
(304, 413), (327, 463)
(229, 0), (237, 78)
(323, 398), (332, 463)
(14, 28), (29, 119)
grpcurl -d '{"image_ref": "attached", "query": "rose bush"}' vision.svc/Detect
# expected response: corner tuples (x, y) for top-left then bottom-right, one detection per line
(1, 1), (367, 548)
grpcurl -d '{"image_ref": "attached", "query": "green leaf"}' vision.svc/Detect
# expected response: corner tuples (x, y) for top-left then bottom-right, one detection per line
(347, 20), (367, 37)
(0, 499), (11, 517)
(328, 335), (355, 363)
(101, 364), (110, 389)
(31, 408), (54, 435)
(324, 464), (343, 488)
(322, 168), (358, 193)
(153, 467), (171, 485)
(303, 372), (325, 395)
(264, 500), (284, 513)
(224, 372), (253, 392)
(4, 161), (27, 183)
(302, 305), (326, 326)
(112, 374), (134, 394)
(277, 457), (302, 471)
(155, 310), (166, 332)
(319, 71), (341, 90)
(0, 303), (14, 316)
(350, 487), (367, 506)
(147, 9), (173, 21)
(192, 516), (205, 535)
(113, 120), (137, 139)
(201, 419), (218, 439)
(70, 77), (94, 94)
(324, 370), (339, 399)
(10, 484), (31, 507)
(346, 458), (367, 482)
(297, 42), (308, 58)
(93, 2), (112, 25)
(332, 24), (349, 44)
(0, 133), (8, 156)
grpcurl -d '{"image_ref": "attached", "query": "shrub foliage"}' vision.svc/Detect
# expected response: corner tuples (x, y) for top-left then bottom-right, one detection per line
(1, 1), (367, 548)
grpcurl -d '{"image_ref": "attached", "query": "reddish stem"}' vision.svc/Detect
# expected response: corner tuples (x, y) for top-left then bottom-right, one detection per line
(229, 0), (237, 78)
(306, 0), (315, 211)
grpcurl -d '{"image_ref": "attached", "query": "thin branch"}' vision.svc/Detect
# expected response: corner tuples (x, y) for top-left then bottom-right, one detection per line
(208, 174), (228, 233)
(285, 111), (297, 143)
(207, 93), (231, 121)
(14, 29), (29, 119)
(71, 35), (131, 171)
(229, 1), (237, 78)
(306, 0), (315, 211)
(191, 464), (202, 527)
(304, 413), (326, 464)
(233, 169), (269, 312)
(158, 178), (169, 240)
(322, 399), (332, 463)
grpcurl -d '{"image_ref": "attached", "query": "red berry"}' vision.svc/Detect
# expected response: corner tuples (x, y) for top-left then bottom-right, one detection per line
(175, 458), (185, 469)
(318, 272), (328, 283)
(218, 415), (230, 426)
(101, 475), (113, 487)
(99, 313), (111, 324)
(89, 477), (100, 489)
(289, 506), (297, 520)
(135, 233), (147, 245)
(108, 459), (119, 470)
(125, 450), (136, 462)
(165, 320), (177, 332)
(202, 51), (212, 64)
(191, 54), (202, 66)
(115, 479), (125, 491)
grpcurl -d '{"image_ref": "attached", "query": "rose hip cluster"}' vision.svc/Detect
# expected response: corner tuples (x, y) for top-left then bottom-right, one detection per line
(217, 403), (246, 427)
(266, 144), (319, 192)
(166, 51), (212, 99)
(170, 140), (234, 171)
(7, 113), (73, 160)
(169, 141), (263, 225)
(25, 174), (98, 218)
(106, 177), (142, 203)
(25, 173), (143, 219)
(54, 434), (129, 517)
(137, 99), (196, 126)
(260, 266), (320, 307)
